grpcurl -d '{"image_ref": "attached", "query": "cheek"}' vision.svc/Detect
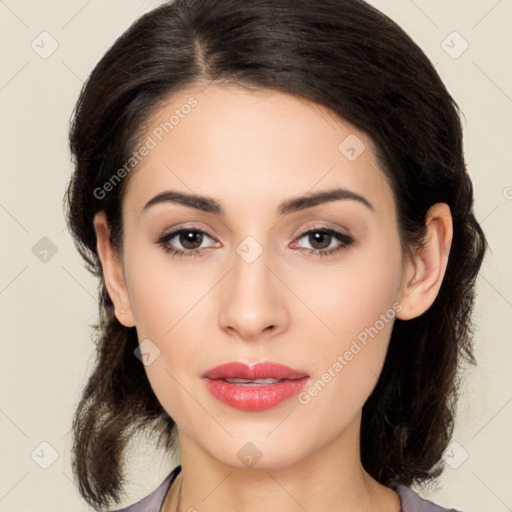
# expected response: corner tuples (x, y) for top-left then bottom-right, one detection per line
(122, 246), (216, 408)
(294, 236), (402, 343)
(292, 236), (403, 394)
(290, 280), (399, 441)
(124, 246), (212, 339)
(301, 288), (396, 401)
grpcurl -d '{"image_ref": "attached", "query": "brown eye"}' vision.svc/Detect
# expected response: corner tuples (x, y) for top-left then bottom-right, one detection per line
(179, 231), (204, 250)
(294, 227), (355, 258)
(155, 227), (217, 257)
(307, 231), (333, 250)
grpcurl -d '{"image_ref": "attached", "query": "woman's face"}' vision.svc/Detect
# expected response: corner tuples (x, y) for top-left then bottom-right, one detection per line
(112, 83), (409, 468)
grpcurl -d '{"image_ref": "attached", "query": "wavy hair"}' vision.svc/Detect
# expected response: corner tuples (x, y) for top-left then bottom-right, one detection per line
(64, 0), (487, 508)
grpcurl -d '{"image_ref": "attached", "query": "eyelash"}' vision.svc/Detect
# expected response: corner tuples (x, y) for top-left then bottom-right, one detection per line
(155, 225), (355, 259)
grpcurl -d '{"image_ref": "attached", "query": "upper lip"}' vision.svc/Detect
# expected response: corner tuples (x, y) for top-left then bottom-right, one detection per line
(202, 361), (309, 380)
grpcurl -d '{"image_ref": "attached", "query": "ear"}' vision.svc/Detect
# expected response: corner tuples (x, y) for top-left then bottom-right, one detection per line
(396, 203), (453, 320)
(93, 211), (135, 327)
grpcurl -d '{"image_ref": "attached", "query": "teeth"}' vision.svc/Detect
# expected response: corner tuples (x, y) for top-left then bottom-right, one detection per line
(224, 378), (281, 385)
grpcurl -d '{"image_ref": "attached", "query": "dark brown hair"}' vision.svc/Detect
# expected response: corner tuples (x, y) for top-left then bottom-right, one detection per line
(64, 0), (487, 508)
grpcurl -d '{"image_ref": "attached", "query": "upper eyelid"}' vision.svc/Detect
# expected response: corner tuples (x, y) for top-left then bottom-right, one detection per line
(160, 226), (218, 246)
(292, 221), (351, 238)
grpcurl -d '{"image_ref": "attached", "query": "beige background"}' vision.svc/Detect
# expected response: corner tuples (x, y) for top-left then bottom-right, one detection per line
(0, 0), (511, 510)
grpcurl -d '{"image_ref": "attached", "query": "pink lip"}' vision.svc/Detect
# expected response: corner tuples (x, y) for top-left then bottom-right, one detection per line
(202, 361), (309, 411)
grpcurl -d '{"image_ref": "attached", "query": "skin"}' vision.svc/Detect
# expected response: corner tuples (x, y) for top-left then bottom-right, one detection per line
(94, 82), (453, 512)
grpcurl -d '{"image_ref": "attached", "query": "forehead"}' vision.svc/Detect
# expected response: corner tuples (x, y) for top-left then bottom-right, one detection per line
(123, 82), (394, 220)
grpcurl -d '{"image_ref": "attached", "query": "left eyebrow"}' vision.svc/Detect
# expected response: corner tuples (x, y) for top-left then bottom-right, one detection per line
(277, 187), (374, 215)
(140, 187), (374, 216)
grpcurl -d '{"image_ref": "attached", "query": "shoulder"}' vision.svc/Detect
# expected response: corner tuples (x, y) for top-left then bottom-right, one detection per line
(110, 465), (181, 512)
(395, 484), (466, 512)
(110, 468), (466, 512)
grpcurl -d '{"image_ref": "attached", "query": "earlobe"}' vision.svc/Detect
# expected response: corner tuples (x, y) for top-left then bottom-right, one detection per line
(93, 211), (136, 327)
(396, 203), (453, 321)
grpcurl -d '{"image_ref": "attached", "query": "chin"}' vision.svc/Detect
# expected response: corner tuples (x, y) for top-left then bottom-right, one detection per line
(196, 430), (315, 470)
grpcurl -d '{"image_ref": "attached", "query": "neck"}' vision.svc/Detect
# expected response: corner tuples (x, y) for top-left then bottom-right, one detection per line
(163, 414), (401, 512)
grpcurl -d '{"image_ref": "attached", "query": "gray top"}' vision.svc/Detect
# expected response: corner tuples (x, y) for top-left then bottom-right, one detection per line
(111, 465), (463, 512)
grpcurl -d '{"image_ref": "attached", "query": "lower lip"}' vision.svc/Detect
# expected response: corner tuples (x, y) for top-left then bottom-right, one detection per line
(203, 377), (309, 411)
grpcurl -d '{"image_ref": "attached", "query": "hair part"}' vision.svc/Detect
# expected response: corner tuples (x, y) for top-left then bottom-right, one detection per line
(64, 0), (487, 508)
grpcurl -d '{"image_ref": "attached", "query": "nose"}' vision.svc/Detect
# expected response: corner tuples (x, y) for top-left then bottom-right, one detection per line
(218, 244), (289, 341)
